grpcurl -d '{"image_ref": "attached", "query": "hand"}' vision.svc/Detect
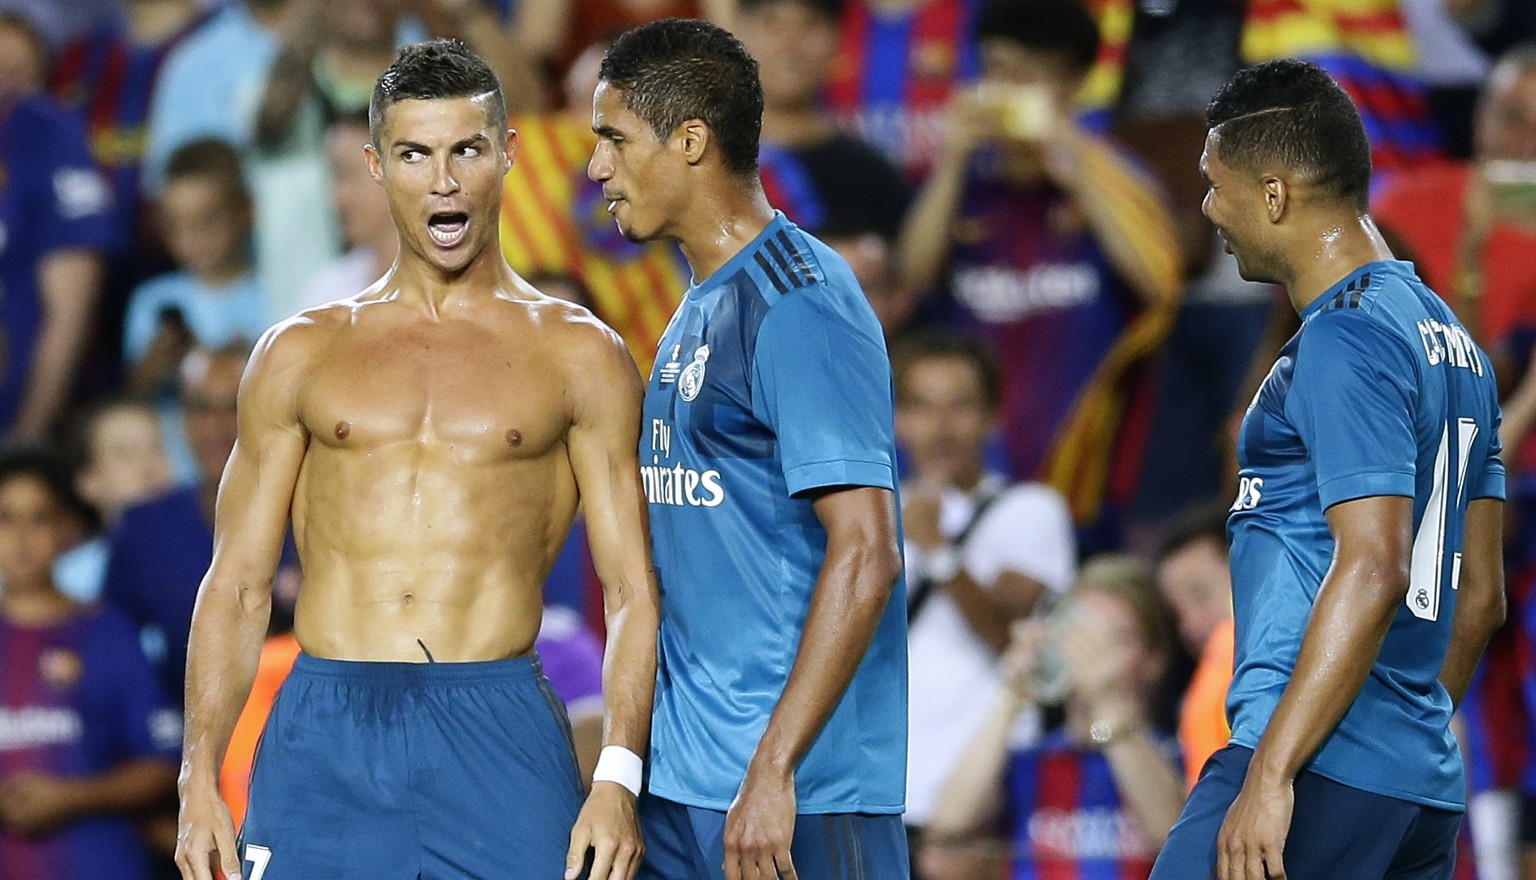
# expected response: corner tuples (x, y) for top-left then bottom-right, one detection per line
(1216, 772), (1293, 880)
(565, 782), (643, 880)
(0, 771), (81, 834)
(724, 762), (798, 880)
(1057, 604), (1132, 708)
(998, 617), (1048, 701)
(174, 780), (242, 880)
(943, 86), (1006, 162)
(902, 483), (944, 552)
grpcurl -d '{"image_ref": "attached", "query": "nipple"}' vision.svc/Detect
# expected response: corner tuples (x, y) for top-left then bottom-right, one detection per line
(335, 421), (351, 440)
(506, 428), (522, 447)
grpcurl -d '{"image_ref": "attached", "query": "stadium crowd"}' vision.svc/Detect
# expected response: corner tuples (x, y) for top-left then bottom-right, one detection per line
(0, 0), (1534, 877)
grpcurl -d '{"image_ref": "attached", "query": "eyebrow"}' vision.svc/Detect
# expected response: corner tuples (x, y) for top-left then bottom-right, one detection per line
(390, 135), (491, 153)
(592, 124), (624, 139)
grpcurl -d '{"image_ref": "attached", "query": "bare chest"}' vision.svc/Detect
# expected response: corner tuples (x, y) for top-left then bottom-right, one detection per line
(300, 326), (569, 458)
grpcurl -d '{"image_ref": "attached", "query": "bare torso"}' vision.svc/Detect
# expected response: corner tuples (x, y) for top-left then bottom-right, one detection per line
(284, 281), (593, 662)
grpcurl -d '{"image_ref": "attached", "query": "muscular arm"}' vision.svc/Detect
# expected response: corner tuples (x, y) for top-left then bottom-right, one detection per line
(565, 324), (659, 762)
(12, 249), (102, 440)
(749, 487), (902, 776)
(1247, 495), (1411, 784)
(176, 325), (310, 878)
(1440, 497), (1505, 705)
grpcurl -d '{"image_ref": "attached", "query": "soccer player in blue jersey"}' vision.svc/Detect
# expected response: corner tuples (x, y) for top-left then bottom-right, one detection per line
(1149, 60), (1509, 880)
(587, 18), (909, 880)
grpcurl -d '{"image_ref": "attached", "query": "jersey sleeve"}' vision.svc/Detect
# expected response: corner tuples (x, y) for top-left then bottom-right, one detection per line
(1471, 384), (1506, 501)
(751, 284), (897, 497)
(36, 107), (116, 254)
(1290, 311), (1419, 510)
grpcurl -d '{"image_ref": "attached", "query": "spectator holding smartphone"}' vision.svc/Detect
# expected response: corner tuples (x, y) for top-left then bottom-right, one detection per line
(122, 138), (269, 402)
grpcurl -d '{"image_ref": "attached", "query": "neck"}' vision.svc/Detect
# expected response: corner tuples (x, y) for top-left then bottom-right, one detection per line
(385, 243), (517, 313)
(367, 240), (398, 280)
(761, 103), (830, 148)
(675, 179), (777, 283)
(1, 581), (72, 626)
(1282, 211), (1396, 314)
(128, 0), (198, 46)
(196, 257), (250, 288)
(248, 0), (290, 32)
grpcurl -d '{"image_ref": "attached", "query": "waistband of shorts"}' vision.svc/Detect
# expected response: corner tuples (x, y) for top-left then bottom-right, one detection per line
(291, 651), (543, 685)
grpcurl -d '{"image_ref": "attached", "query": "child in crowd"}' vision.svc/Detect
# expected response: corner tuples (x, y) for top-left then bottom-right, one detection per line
(53, 399), (175, 602)
(122, 138), (268, 400)
(0, 447), (180, 880)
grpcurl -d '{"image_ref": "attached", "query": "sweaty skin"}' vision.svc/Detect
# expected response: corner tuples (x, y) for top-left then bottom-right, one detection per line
(175, 93), (658, 880)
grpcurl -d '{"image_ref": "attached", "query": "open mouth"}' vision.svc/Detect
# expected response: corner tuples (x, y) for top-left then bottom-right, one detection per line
(428, 212), (469, 248)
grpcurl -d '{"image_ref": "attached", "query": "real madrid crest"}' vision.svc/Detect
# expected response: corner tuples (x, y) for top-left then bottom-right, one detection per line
(678, 345), (710, 402)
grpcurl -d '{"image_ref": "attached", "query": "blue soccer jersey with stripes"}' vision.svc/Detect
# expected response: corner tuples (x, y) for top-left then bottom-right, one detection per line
(1227, 260), (1504, 810)
(640, 212), (907, 814)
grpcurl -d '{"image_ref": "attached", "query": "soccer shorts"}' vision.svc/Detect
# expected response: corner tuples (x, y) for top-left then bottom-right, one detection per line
(238, 653), (585, 879)
(1151, 744), (1463, 880)
(635, 792), (909, 880)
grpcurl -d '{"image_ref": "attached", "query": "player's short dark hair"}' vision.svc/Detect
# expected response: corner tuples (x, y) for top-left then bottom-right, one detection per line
(975, 0), (1101, 76)
(1206, 59), (1373, 210)
(370, 39), (506, 146)
(1156, 501), (1232, 562)
(164, 137), (250, 206)
(0, 445), (99, 531)
(599, 19), (764, 175)
(738, 0), (845, 19)
(891, 330), (1003, 410)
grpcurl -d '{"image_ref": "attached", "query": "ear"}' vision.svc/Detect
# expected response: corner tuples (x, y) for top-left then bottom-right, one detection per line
(501, 128), (518, 172)
(1262, 174), (1289, 223)
(365, 143), (384, 184)
(679, 119), (709, 167)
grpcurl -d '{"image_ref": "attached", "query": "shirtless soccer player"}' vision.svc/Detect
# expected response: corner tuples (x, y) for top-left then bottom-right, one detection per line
(591, 19), (910, 880)
(172, 41), (660, 880)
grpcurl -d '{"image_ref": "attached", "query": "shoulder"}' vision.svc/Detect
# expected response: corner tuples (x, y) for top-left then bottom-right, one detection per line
(1299, 272), (1418, 358)
(986, 481), (1072, 525)
(513, 282), (640, 384)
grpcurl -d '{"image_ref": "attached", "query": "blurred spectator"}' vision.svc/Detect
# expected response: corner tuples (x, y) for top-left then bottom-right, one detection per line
(50, 0), (212, 254)
(500, 39), (688, 371)
(53, 399), (174, 603)
(0, 0), (120, 48)
(897, 0), (1180, 548)
(823, 0), (981, 180)
(0, 13), (114, 442)
(142, 0), (297, 190)
(535, 604), (606, 780)
(893, 331), (1076, 874)
(825, 229), (918, 339)
(1153, 503), (1234, 790)
(0, 446), (180, 880)
(1376, 46), (1536, 355)
(123, 139), (266, 401)
(927, 555), (1184, 879)
(103, 345), (248, 699)
(736, 0), (911, 239)
(515, 0), (732, 92)
(299, 112), (397, 309)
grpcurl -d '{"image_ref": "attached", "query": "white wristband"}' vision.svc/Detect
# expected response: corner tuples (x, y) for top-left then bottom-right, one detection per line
(592, 745), (644, 797)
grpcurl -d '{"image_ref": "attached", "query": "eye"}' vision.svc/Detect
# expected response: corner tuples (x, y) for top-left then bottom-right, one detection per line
(401, 149), (422, 162)
(459, 145), (480, 158)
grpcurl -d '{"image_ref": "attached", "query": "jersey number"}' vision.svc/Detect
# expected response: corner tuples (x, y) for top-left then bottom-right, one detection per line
(244, 844), (272, 880)
(1407, 419), (1478, 621)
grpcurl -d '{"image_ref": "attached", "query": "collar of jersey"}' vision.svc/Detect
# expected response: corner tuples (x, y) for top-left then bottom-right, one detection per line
(684, 210), (789, 301)
(1299, 259), (1414, 321)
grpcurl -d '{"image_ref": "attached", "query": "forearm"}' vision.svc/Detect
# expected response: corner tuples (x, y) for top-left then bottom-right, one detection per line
(1060, 136), (1182, 305)
(750, 538), (899, 776)
(60, 758), (178, 821)
(598, 575), (659, 755)
(1249, 559), (1403, 783)
(1100, 727), (1185, 845)
(928, 692), (1018, 836)
(1440, 598), (1502, 707)
(942, 570), (1040, 653)
(254, 33), (323, 150)
(180, 576), (273, 792)
(897, 153), (969, 293)
(16, 250), (101, 439)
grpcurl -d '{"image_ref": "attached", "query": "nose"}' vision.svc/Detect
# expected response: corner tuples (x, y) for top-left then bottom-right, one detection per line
(588, 142), (613, 183)
(431, 154), (460, 196)
(1200, 190), (1213, 219)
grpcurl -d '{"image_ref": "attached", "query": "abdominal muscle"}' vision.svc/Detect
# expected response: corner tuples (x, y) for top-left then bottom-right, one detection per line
(286, 439), (577, 663)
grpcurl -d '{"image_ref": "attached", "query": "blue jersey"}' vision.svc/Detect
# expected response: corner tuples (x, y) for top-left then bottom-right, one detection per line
(641, 212), (907, 814)
(1228, 260), (1504, 810)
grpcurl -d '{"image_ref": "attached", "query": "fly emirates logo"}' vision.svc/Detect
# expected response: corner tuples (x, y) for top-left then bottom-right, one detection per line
(642, 419), (725, 508)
